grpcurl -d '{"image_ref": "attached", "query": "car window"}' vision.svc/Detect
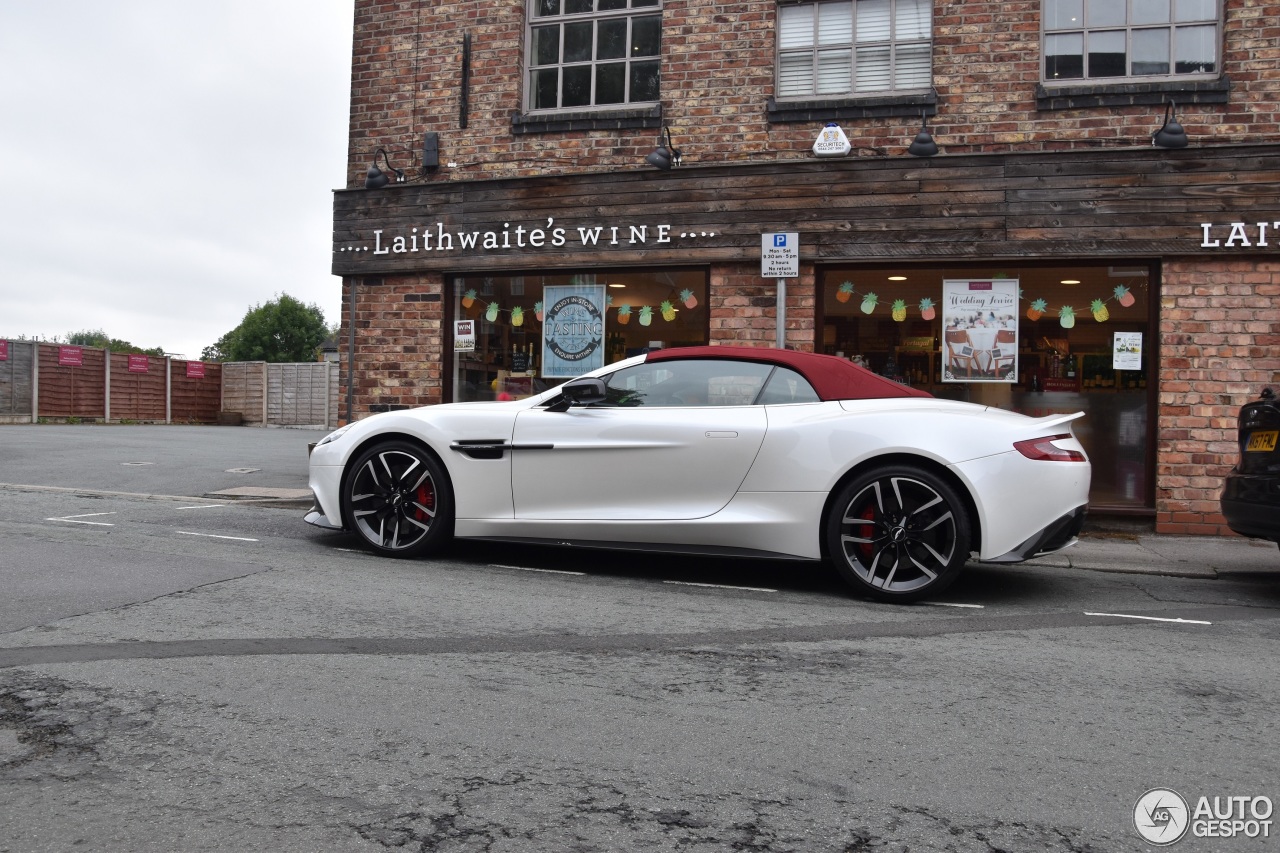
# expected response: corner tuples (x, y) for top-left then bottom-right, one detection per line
(755, 366), (820, 404)
(602, 359), (776, 407)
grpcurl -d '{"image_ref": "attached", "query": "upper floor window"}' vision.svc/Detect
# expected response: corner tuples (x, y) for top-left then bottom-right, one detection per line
(527, 0), (662, 112)
(1043, 0), (1219, 82)
(777, 0), (932, 98)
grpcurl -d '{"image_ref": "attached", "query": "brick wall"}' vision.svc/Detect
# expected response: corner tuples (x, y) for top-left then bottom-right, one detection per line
(346, 0), (1280, 186)
(1156, 259), (1280, 534)
(340, 274), (446, 418)
(710, 263), (815, 351)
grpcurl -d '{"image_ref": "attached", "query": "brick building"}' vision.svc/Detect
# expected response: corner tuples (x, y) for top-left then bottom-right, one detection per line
(333, 0), (1280, 533)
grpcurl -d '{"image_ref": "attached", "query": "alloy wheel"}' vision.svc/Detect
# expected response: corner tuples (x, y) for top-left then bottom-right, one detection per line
(835, 472), (964, 597)
(348, 447), (439, 552)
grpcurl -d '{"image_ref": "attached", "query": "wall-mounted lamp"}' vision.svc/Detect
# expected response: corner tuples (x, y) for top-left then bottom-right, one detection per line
(907, 113), (939, 157)
(645, 127), (683, 170)
(365, 148), (405, 189)
(1152, 101), (1188, 149)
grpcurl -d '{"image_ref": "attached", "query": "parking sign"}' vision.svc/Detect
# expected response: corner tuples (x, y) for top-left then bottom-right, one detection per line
(761, 232), (799, 277)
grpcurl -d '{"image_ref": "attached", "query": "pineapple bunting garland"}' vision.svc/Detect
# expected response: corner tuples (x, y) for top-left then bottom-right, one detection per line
(462, 290), (693, 328)
(458, 280), (1138, 331)
(827, 281), (1138, 328)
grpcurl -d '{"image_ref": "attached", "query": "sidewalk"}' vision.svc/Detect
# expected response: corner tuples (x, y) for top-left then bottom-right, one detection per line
(1029, 530), (1280, 578)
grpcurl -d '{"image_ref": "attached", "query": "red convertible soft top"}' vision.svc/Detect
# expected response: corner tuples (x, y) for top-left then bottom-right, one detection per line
(645, 345), (932, 402)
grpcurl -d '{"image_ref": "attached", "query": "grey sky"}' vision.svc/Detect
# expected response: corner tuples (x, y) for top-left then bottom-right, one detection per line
(0, 1), (353, 360)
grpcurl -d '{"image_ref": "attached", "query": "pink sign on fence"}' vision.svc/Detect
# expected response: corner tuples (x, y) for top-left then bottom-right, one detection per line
(185, 361), (205, 378)
(59, 346), (83, 367)
(128, 354), (150, 373)
(0, 341), (7, 361)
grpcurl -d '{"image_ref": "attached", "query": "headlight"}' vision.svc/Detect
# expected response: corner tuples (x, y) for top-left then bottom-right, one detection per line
(316, 423), (354, 447)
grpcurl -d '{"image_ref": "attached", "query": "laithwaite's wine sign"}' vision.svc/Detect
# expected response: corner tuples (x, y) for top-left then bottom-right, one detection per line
(334, 218), (719, 257)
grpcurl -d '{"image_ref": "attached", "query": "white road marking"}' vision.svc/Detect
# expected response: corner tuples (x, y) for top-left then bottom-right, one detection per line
(176, 504), (227, 510)
(47, 512), (116, 526)
(1085, 611), (1212, 625)
(922, 601), (985, 608)
(663, 580), (778, 593)
(177, 531), (259, 542)
(491, 564), (586, 576)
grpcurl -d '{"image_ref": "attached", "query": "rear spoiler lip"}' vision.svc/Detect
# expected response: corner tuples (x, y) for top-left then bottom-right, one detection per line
(1030, 411), (1086, 431)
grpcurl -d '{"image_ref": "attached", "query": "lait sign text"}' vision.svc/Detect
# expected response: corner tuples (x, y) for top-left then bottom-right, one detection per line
(1200, 221), (1280, 247)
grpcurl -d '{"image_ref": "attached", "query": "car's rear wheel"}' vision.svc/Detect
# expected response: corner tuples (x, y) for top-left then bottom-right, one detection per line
(825, 465), (971, 602)
(342, 440), (453, 557)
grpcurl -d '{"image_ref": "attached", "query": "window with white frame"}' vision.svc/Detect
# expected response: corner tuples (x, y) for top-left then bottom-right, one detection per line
(1043, 0), (1220, 81)
(777, 0), (932, 99)
(527, 0), (662, 112)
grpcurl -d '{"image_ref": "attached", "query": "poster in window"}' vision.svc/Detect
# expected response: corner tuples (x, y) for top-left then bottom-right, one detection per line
(941, 279), (1019, 383)
(1113, 331), (1142, 371)
(454, 319), (476, 353)
(542, 284), (606, 378)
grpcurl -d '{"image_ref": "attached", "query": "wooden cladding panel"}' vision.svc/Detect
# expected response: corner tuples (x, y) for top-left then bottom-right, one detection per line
(333, 145), (1280, 276)
(0, 341), (34, 416)
(170, 362), (221, 423)
(37, 345), (106, 419)
(267, 363), (334, 427)
(221, 362), (266, 425)
(108, 353), (167, 422)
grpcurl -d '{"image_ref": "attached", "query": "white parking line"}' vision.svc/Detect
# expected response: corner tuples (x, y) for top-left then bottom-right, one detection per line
(176, 504), (227, 510)
(1085, 611), (1212, 625)
(663, 580), (778, 593)
(922, 601), (985, 609)
(177, 531), (259, 542)
(491, 564), (586, 576)
(47, 512), (116, 526)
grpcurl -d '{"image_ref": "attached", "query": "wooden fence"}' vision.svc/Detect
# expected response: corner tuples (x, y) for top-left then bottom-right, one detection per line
(0, 341), (337, 428)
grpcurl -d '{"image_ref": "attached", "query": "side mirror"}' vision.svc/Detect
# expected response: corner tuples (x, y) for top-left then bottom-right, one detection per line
(559, 377), (608, 407)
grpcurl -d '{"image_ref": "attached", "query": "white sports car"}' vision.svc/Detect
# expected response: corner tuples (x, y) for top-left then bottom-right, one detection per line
(306, 346), (1090, 602)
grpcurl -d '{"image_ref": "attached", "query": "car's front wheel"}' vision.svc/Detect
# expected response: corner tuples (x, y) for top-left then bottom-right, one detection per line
(342, 440), (453, 557)
(825, 465), (971, 602)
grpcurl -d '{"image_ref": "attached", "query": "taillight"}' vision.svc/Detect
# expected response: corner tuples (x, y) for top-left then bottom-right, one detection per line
(1014, 433), (1087, 462)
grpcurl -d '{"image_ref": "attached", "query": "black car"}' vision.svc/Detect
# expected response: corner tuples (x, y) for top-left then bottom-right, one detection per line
(1222, 387), (1280, 546)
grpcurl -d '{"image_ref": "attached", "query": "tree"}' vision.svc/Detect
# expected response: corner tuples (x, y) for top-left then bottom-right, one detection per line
(66, 329), (165, 357)
(202, 294), (328, 363)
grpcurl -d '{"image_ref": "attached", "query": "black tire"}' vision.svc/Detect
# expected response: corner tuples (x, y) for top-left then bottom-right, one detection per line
(342, 440), (453, 558)
(825, 465), (971, 602)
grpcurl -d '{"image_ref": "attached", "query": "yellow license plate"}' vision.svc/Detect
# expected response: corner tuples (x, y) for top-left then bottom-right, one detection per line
(1246, 430), (1278, 452)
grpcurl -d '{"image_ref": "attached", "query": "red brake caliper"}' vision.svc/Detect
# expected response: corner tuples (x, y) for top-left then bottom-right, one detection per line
(857, 504), (877, 562)
(415, 481), (435, 521)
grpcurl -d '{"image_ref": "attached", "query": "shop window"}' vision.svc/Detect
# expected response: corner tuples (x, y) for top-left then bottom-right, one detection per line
(451, 268), (707, 403)
(526, 0), (662, 112)
(1042, 0), (1219, 82)
(777, 0), (932, 98)
(820, 263), (1153, 509)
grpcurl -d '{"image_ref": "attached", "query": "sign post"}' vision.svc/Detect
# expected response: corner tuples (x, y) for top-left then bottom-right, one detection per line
(762, 232), (799, 349)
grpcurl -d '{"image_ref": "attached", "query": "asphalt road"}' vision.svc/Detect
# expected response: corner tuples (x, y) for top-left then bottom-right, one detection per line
(1, 424), (1278, 852)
